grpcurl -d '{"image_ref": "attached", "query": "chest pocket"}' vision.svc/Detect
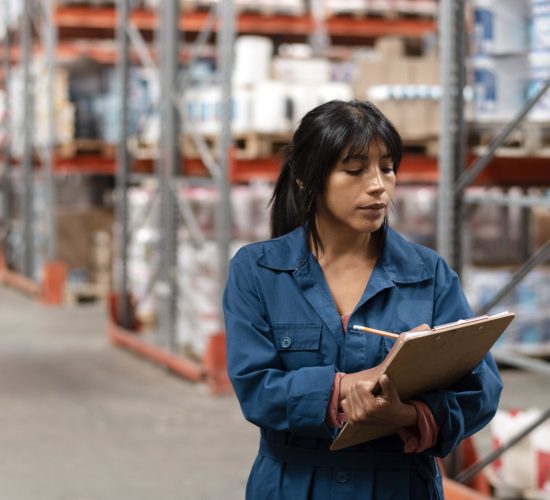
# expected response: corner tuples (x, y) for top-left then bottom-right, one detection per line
(271, 324), (323, 370)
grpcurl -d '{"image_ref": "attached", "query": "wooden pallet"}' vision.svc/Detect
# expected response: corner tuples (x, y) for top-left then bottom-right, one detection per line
(181, 0), (306, 16)
(469, 121), (550, 157)
(401, 137), (439, 157)
(65, 283), (108, 306)
(325, 1), (437, 19)
(129, 132), (438, 161)
(56, 139), (116, 159)
(180, 132), (290, 160)
(233, 132), (290, 159)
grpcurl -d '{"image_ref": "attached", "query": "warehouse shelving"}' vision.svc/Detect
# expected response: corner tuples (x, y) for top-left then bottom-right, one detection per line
(2, 3), (549, 187)
(53, 5), (436, 39)
(438, 2), (550, 490)
(0, 0), (445, 309)
(36, 152), (550, 185)
(2, 2), (549, 356)
(0, 0), (68, 305)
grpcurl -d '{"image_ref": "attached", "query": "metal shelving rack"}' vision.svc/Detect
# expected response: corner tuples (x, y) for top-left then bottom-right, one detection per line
(438, 0), (550, 367)
(1, 0), (13, 258)
(438, 0), (550, 482)
(113, 0), (235, 382)
(0, 0), (58, 282)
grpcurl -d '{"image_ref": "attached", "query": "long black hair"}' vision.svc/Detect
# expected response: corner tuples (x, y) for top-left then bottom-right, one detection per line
(269, 100), (403, 254)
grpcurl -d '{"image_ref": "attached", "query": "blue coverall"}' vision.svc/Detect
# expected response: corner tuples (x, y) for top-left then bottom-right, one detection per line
(223, 226), (503, 500)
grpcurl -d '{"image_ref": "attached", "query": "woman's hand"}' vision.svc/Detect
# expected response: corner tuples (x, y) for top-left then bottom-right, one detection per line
(341, 374), (417, 428)
(338, 323), (430, 404)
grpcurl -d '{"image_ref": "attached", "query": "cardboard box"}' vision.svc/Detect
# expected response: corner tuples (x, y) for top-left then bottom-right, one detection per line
(375, 36), (405, 58)
(57, 208), (114, 280)
(373, 99), (403, 131)
(409, 56), (439, 86)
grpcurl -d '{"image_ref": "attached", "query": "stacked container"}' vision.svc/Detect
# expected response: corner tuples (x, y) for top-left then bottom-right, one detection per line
(471, 0), (530, 122)
(528, 0), (550, 121)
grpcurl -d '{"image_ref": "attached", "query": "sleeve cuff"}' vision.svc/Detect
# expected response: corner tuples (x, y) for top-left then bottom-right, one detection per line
(325, 372), (348, 429)
(399, 399), (440, 453)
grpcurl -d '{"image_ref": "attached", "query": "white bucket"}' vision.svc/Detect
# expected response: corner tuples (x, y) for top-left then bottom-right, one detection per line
(287, 83), (320, 129)
(232, 85), (254, 134)
(233, 36), (274, 86)
(472, 55), (529, 121)
(252, 80), (290, 134)
(317, 81), (354, 105)
(185, 84), (256, 135)
(528, 50), (550, 121)
(272, 57), (331, 85)
(473, 0), (529, 54)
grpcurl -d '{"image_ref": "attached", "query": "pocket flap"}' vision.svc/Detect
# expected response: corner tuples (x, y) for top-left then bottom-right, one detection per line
(272, 324), (322, 351)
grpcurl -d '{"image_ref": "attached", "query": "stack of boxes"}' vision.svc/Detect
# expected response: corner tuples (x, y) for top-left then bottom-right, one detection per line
(471, 0), (550, 123)
(126, 181), (272, 357)
(9, 62), (75, 158)
(352, 36), (440, 142)
(182, 35), (439, 149)
(182, 36), (354, 142)
(465, 0), (550, 353)
(464, 266), (550, 352)
(528, 0), (550, 121)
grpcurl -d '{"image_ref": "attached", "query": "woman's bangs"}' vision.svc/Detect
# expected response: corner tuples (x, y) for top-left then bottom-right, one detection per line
(340, 120), (375, 162)
(375, 123), (402, 170)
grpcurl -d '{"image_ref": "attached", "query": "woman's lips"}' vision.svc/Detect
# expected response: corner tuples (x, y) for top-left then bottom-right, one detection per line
(359, 203), (387, 210)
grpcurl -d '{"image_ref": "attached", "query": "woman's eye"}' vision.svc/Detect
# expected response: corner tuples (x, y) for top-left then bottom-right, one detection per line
(380, 165), (394, 174)
(345, 169), (363, 176)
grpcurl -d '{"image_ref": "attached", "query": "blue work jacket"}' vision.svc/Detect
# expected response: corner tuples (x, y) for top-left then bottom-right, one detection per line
(223, 226), (502, 500)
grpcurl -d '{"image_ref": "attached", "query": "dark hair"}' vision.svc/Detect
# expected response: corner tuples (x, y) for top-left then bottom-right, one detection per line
(269, 100), (403, 254)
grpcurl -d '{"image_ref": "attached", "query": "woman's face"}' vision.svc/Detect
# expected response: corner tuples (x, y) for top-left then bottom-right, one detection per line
(316, 140), (396, 236)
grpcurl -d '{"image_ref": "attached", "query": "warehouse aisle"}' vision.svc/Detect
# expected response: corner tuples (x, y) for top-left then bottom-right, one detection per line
(0, 287), (256, 500)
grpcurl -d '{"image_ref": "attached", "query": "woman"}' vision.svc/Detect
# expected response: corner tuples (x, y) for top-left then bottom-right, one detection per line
(223, 100), (502, 499)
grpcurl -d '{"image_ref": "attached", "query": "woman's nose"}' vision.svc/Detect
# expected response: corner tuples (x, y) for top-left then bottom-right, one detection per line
(365, 169), (385, 193)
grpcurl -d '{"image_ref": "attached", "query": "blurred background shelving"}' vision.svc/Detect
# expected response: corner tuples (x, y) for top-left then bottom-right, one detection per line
(1, 0), (550, 352)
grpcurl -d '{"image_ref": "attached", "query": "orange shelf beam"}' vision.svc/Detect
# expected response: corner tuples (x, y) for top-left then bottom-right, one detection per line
(55, 6), (157, 31)
(0, 41), (215, 65)
(107, 319), (232, 393)
(54, 6), (435, 38)
(50, 151), (550, 186)
(107, 320), (204, 382)
(0, 251), (67, 305)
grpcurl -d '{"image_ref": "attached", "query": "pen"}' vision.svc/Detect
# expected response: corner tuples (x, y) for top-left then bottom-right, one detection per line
(352, 325), (400, 339)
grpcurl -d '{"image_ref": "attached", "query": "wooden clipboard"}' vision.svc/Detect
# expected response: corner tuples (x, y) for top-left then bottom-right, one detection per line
(330, 311), (515, 451)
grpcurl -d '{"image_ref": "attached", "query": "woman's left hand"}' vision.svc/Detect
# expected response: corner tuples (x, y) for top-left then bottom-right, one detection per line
(341, 374), (417, 428)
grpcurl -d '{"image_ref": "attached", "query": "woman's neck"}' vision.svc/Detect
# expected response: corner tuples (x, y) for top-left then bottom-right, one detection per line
(312, 220), (379, 263)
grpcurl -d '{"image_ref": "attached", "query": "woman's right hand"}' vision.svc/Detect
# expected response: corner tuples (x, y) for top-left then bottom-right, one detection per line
(338, 323), (430, 404)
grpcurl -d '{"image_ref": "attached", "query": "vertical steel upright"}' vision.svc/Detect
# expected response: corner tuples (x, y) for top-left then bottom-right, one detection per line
(437, 0), (466, 272)
(216, 0), (235, 315)
(41, 0), (57, 262)
(115, 0), (131, 328)
(157, 0), (180, 351)
(1, 0), (12, 253)
(309, 0), (329, 56)
(21, 0), (34, 277)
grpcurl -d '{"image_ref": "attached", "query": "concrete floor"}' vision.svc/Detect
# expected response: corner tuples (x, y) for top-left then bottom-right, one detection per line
(0, 287), (256, 500)
(0, 286), (547, 500)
